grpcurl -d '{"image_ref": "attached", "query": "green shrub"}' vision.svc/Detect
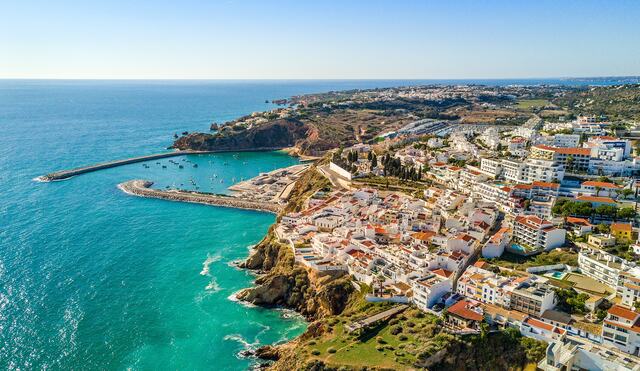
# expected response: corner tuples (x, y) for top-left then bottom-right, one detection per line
(390, 325), (403, 335)
(328, 347), (337, 354)
(311, 349), (321, 356)
(399, 335), (408, 341)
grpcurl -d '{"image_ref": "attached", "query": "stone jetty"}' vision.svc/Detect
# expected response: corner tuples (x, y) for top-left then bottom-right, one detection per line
(36, 150), (214, 182)
(37, 147), (291, 182)
(118, 180), (283, 214)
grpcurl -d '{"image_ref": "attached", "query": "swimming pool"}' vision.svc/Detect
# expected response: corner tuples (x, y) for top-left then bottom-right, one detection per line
(549, 271), (567, 280)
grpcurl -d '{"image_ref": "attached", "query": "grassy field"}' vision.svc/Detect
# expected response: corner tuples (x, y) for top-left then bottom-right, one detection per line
(299, 306), (443, 369)
(516, 99), (552, 109)
(485, 249), (578, 270)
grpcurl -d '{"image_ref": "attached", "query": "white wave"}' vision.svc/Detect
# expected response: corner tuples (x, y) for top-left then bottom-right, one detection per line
(200, 254), (222, 276)
(227, 291), (256, 308)
(278, 308), (305, 320)
(223, 333), (260, 359)
(205, 277), (221, 292)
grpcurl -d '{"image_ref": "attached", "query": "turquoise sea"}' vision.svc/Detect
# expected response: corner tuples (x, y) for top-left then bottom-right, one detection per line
(0, 78), (625, 370)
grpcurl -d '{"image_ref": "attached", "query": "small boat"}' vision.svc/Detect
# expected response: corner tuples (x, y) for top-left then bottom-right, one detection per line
(193, 164), (198, 168)
(162, 165), (167, 169)
(179, 165), (184, 169)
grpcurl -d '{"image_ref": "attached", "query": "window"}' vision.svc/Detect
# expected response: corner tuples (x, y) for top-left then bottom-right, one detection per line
(615, 334), (627, 343)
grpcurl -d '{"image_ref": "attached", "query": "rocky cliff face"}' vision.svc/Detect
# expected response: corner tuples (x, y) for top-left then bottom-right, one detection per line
(237, 232), (354, 320)
(172, 119), (311, 152)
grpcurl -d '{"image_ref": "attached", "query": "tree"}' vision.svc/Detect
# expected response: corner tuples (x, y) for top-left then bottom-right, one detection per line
(619, 188), (634, 199)
(595, 223), (610, 234)
(594, 186), (602, 197)
(370, 154), (378, 171)
(595, 205), (617, 219)
(617, 207), (636, 220)
(566, 155), (575, 172)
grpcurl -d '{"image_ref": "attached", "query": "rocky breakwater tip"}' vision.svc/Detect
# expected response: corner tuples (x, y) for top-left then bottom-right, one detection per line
(117, 179), (283, 214)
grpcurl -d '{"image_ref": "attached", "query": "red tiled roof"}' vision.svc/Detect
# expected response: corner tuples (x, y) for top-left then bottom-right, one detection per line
(533, 145), (591, 156)
(432, 268), (453, 278)
(473, 261), (490, 269)
(525, 317), (562, 333)
(554, 147), (591, 156)
(448, 300), (483, 321)
(412, 231), (436, 241)
(566, 217), (592, 227)
(490, 227), (510, 242)
(515, 215), (549, 229)
(455, 233), (475, 242)
(532, 181), (560, 189)
(611, 223), (632, 232)
(608, 305), (640, 322)
(582, 181), (620, 189)
(575, 195), (616, 204)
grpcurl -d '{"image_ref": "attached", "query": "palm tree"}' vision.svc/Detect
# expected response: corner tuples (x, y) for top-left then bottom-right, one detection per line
(566, 155), (575, 172)
(594, 186), (602, 197)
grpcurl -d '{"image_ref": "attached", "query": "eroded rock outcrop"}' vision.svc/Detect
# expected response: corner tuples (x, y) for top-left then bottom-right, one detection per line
(237, 232), (354, 321)
(173, 119), (311, 152)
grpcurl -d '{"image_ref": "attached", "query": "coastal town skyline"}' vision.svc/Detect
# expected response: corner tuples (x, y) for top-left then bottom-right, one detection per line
(4, 1), (640, 370)
(2, 0), (640, 79)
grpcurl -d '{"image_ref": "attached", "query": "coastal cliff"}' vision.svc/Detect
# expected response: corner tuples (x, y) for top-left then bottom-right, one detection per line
(173, 118), (312, 152)
(237, 230), (355, 320)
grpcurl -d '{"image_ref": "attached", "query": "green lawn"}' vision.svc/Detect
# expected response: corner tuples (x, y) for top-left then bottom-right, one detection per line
(301, 307), (442, 370)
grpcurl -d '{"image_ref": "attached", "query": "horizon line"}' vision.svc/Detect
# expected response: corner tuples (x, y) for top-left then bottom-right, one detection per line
(1, 75), (639, 82)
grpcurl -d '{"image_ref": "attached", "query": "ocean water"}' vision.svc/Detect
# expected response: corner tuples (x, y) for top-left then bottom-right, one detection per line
(0, 78), (624, 370)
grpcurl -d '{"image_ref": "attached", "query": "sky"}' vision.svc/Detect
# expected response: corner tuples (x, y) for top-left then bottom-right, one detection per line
(1, 0), (639, 79)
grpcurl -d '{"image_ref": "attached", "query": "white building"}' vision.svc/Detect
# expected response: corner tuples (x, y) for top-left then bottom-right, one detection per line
(482, 227), (511, 258)
(511, 215), (566, 254)
(510, 281), (557, 316)
(411, 273), (452, 311)
(578, 248), (636, 293)
(602, 305), (640, 356)
(552, 134), (581, 148)
(540, 335), (640, 371)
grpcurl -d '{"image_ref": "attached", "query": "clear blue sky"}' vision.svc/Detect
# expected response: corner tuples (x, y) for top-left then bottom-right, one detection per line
(1, 0), (639, 79)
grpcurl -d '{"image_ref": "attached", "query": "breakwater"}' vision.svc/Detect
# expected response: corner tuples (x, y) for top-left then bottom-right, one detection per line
(36, 151), (212, 182)
(118, 180), (283, 214)
(36, 147), (289, 182)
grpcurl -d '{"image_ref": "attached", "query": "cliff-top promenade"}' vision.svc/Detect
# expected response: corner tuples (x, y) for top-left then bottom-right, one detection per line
(118, 179), (283, 214)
